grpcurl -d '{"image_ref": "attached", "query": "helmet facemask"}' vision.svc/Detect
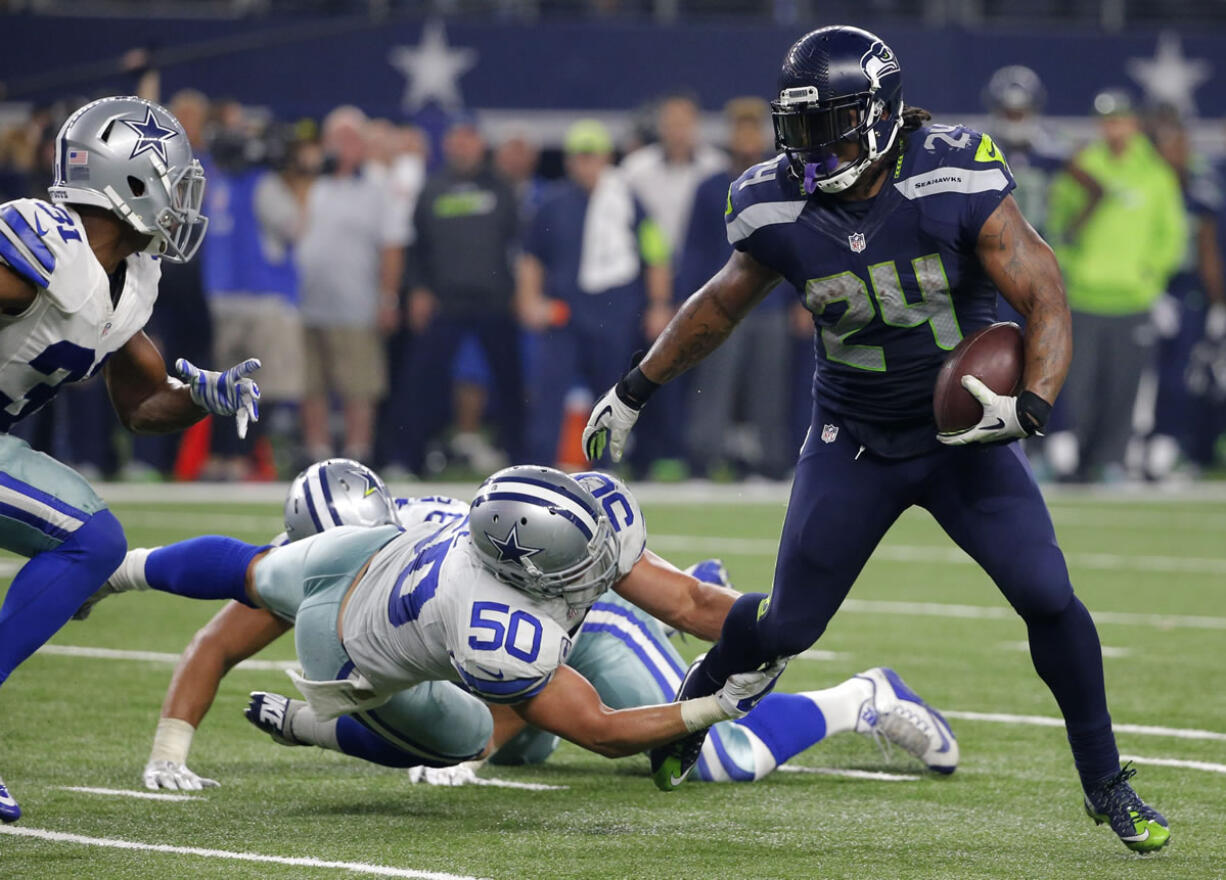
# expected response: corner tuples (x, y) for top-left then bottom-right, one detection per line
(146, 158), (208, 262)
(772, 88), (902, 195)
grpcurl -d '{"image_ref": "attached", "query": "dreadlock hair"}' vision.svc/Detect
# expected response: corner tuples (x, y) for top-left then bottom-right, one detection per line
(901, 105), (933, 134)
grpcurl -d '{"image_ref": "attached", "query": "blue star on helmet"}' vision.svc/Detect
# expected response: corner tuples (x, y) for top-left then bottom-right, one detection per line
(121, 107), (179, 163)
(485, 524), (542, 565)
(358, 471), (381, 497)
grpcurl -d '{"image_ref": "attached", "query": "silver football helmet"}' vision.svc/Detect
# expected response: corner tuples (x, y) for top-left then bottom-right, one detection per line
(470, 466), (618, 611)
(49, 96), (208, 262)
(284, 459), (399, 542)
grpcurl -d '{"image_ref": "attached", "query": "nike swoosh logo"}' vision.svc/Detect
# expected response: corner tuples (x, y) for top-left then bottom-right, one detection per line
(1124, 828), (1150, 842)
(473, 663), (505, 680)
(986, 418), (1005, 431)
(33, 214), (48, 237)
(669, 773), (686, 787)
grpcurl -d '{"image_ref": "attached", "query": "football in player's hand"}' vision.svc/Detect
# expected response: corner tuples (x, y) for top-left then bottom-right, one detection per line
(933, 322), (1024, 433)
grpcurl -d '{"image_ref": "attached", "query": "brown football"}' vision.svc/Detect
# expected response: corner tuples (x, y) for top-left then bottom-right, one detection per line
(933, 322), (1024, 433)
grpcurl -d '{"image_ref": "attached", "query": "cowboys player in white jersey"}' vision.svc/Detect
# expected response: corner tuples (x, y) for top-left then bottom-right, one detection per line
(0, 96), (260, 821)
(91, 460), (955, 789)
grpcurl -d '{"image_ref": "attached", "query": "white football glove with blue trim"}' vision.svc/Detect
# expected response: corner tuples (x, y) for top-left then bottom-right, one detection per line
(715, 659), (788, 719)
(175, 357), (261, 439)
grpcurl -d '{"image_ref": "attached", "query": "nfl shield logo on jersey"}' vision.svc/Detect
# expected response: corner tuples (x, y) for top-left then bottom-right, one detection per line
(821, 424), (839, 444)
(848, 232), (866, 253)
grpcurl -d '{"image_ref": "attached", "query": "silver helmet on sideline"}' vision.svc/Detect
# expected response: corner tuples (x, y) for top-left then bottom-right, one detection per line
(284, 459), (399, 542)
(469, 466), (618, 611)
(49, 96), (208, 262)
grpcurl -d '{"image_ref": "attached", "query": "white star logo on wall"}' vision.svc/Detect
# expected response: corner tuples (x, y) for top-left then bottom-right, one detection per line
(388, 19), (477, 113)
(1126, 31), (1212, 117)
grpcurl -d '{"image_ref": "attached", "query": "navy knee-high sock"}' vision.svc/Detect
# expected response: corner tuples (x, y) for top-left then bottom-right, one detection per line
(144, 537), (266, 607)
(681, 592), (772, 700)
(1026, 595), (1120, 786)
(0, 510), (127, 683)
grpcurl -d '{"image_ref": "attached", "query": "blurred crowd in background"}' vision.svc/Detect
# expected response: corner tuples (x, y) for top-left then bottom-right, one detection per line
(1, 37), (1225, 485)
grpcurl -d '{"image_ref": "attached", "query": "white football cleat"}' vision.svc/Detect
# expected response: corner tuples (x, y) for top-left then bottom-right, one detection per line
(854, 667), (959, 774)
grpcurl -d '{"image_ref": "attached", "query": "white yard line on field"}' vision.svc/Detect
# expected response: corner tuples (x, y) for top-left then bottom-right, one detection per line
(837, 598), (1226, 631)
(1119, 755), (1226, 775)
(56, 786), (201, 802)
(466, 778), (568, 791)
(0, 825), (492, 880)
(776, 765), (920, 781)
(795, 649), (846, 661)
(943, 710), (1226, 742)
(37, 644), (297, 671)
(999, 640), (1131, 658)
(648, 534), (1226, 578)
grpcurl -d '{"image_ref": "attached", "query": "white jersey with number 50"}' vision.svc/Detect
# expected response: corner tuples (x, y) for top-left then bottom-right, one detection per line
(339, 474), (646, 704)
(0, 199), (160, 432)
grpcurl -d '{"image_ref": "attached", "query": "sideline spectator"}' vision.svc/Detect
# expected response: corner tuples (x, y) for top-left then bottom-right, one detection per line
(620, 92), (725, 476)
(495, 129), (546, 222)
(517, 120), (670, 467)
(1145, 108), (1226, 477)
(1046, 90), (1186, 482)
(620, 92), (726, 252)
(680, 98), (793, 480)
(400, 116), (523, 474)
(297, 106), (405, 465)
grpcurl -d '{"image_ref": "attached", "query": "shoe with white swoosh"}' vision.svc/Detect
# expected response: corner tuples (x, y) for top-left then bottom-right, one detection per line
(854, 667), (958, 773)
(1083, 762), (1170, 853)
(0, 777), (21, 823)
(649, 655), (710, 792)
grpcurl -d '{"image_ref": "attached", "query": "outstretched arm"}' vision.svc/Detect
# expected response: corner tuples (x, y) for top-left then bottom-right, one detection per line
(614, 551), (737, 642)
(638, 249), (781, 384)
(512, 664), (779, 759)
(583, 250), (780, 461)
(145, 601), (290, 790)
(976, 194), (1073, 408)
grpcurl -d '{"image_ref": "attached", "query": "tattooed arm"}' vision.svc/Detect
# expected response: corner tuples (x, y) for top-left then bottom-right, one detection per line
(582, 250), (780, 461)
(638, 249), (781, 384)
(976, 195), (1072, 405)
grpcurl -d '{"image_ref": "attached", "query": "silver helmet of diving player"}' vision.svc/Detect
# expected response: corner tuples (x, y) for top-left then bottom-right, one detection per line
(49, 95), (208, 262)
(469, 465), (618, 611)
(284, 459), (399, 542)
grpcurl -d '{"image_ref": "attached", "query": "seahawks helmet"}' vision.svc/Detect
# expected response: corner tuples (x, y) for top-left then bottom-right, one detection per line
(284, 459), (399, 542)
(771, 26), (904, 195)
(49, 96), (208, 262)
(470, 466), (618, 612)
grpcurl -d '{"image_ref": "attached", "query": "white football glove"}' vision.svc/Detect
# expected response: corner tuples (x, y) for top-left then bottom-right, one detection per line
(937, 375), (1028, 446)
(407, 760), (484, 787)
(175, 357), (262, 439)
(715, 659), (788, 719)
(583, 385), (641, 463)
(142, 759), (219, 792)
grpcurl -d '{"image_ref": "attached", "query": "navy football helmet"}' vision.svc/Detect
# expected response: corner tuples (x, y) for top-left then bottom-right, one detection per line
(771, 26), (904, 194)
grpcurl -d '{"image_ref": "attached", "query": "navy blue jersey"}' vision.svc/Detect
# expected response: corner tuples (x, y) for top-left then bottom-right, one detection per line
(726, 123), (1016, 457)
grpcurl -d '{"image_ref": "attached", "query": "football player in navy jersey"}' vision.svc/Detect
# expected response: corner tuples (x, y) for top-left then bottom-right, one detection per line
(583, 26), (1169, 852)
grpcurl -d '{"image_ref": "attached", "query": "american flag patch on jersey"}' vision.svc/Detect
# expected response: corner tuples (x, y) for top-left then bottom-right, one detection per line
(67, 150), (88, 165)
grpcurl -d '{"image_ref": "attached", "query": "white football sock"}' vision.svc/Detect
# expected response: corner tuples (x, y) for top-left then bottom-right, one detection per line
(800, 676), (874, 736)
(287, 703), (340, 751)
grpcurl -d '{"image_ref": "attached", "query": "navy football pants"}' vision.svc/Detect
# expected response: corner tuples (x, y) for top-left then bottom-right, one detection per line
(699, 403), (1119, 783)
